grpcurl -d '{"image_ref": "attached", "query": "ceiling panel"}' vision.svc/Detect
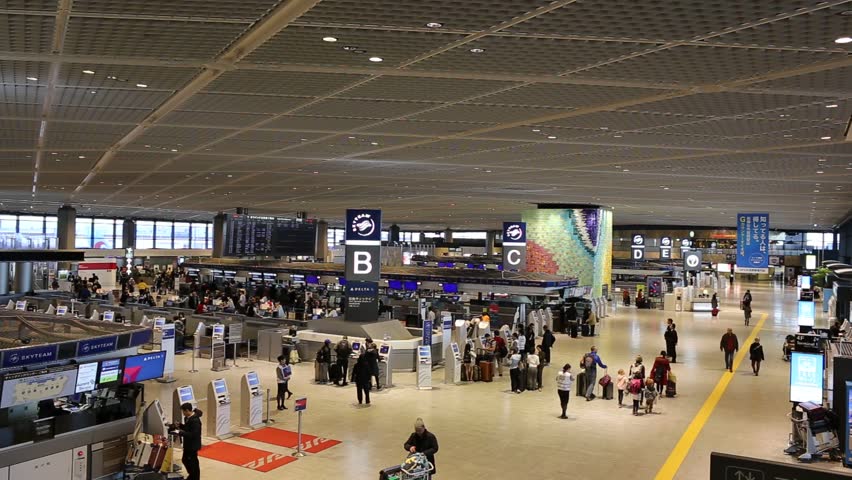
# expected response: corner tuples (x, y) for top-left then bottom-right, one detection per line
(410, 103), (562, 123)
(261, 115), (377, 131)
(748, 65), (852, 95)
(712, 4), (852, 49)
(0, 60), (51, 85)
(205, 70), (369, 96)
(180, 93), (311, 114)
(72, 0), (282, 20)
(126, 126), (238, 149)
(412, 36), (653, 75)
(363, 120), (495, 136)
(57, 63), (201, 90)
(295, 98), (433, 118)
(159, 110), (274, 128)
(340, 76), (518, 102)
(49, 106), (151, 123)
(476, 83), (669, 108)
(0, 84), (45, 106)
(624, 91), (829, 117)
(0, 13), (55, 54)
(246, 26), (465, 67)
(54, 87), (172, 109)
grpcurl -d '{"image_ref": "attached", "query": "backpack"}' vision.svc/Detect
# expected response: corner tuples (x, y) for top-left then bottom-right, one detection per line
(628, 378), (642, 395)
(583, 354), (594, 369)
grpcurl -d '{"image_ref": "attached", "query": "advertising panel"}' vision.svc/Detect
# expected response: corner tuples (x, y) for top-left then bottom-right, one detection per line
(736, 213), (769, 268)
(789, 351), (824, 404)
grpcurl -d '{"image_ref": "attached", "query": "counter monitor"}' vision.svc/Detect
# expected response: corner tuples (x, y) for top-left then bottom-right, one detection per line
(122, 351), (166, 384)
(247, 372), (260, 387)
(351, 342), (361, 352)
(75, 362), (99, 393)
(154, 317), (166, 329)
(98, 358), (122, 386)
(380, 345), (390, 355)
(388, 280), (403, 290)
(103, 311), (114, 322)
(442, 283), (459, 294)
(56, 306), (68, 316)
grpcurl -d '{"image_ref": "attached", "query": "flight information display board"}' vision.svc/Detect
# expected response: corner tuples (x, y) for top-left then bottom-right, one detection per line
(224, 215), (316, 257)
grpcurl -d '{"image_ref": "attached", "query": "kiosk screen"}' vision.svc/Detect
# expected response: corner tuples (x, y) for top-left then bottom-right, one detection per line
(178, 386), (194, 403)
(75, 362), (99, 393)
(380, 345), (390, 355)
(213, 380), (227, 395)
(122, 351), (166, 384)
(247, 372), (259, 387)
(351, 342), (361, 352)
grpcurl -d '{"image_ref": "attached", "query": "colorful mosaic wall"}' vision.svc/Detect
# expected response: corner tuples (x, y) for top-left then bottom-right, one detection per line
(522, 207), (613, 296)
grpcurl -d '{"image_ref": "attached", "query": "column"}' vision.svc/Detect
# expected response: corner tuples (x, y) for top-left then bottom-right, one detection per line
(57, 205), (76, 249)
(13, 261), (33, 294)
(0, 262), (9, 295)
(389, 224), (400, 243)
(122, 219), (136, 249)
(443, 228), (453, 244)
(315, 220), (328, 261)
(212, 213), (226, 258)
(485, 230), (497, 255)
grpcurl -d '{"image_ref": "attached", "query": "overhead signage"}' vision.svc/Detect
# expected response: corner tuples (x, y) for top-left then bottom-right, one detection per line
(345, 209), (382, 244)
(680, 239), (691, 248)
(345, 281), (379, 322)
(502, 222), (527, 272)
(631, 233), (645, 261)
(423, 320), (433, 346)
(683, 250), (702, 272)
(2, 344), (59, 368)
(736, 213), (769, 268)
(660, 236), (672, 259)
(130, 329), (152, 347)
(294, 397), (307, 412)
(77, 336), (118, 357)
(735, 266), (769, 275)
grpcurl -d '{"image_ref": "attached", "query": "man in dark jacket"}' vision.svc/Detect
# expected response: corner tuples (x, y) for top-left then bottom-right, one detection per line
(540, 325), (556, 365)
(720, 328), (739, 372)
(174, 403), (202, 480)
(404, 418), (439, 475)
(334, 336), (353, 386)
(664, 319), (678, 363)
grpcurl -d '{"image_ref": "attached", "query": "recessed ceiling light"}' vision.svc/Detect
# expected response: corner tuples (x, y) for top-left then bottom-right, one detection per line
(821, 136), (832, 140)
(547, 135), (557, 139)
(78, 155), (85, 159)
(171, 148), (178, 152)
(90, 90), (96, 94)
(817, 170), (824, 174)
(82, 69), (95, 74)
(469, 48), (485, 53)
(783, 134), (793, 137)
(818, 158), (827, 162)
(485, 170), (492, 173)
(322, 36), (338, 42)
(622, 169), (630, 172)
(826, 104), (838, 108)
(26, 76), (37, 81)
(55, 158), (61, 162)
(835, 36), (852, 44)
(370, 142), (379, 146)
(227, 174), (233, 178)
(342, 45), (358, 51)
(107, 75), (117, 80)
(425, 22), (443, 28)
(136, 83), (147, 88)
(814, 189), (820, 192)
(531, 129), (540, 132)
(369, 56), (383, 62)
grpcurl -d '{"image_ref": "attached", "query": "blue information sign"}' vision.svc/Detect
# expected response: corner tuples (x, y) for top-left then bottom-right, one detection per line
(502, 222), (526, 244)
(2, 344), (58, 368)
(736, 213), (769, 268)
(422, 320), (433, 346)
(77, 336), (118, 357)
(130, 329), (153, 347)
(345, 209), (382, 243)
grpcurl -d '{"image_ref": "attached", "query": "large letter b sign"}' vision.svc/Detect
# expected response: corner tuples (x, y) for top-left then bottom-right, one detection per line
(354, 251), (372, 275)
(345, 245), (380, 281)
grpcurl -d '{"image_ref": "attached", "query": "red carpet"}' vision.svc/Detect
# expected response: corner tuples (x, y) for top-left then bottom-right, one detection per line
(240, 427), (341, 454)
(198, 441), (298, 472)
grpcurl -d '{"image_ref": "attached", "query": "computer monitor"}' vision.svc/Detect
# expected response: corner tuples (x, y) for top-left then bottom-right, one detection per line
(98, 358), (122, 386)
(122, 351), (166, 384)
(0, 365), (79, 409)
(247, 372), (260, 387)
(801, 275), (812, 290)
(14, 301), (26, 311)
(56, 306), (68, 316)
(306, 275), (319, 285)
(103, 311), (114, 322)
(404, 281), (418, 291)
(379, 345), (390, 355)
(388, 280), (403, 290)
(178, 386), (194, 403)
(789, 351), (824, 404)
(443, 283), (459, 294)
(351, 342), (361, 352)
(75, 362), (99, 393)
(153, 317), (166, 329)
(213, 379), (227, 395)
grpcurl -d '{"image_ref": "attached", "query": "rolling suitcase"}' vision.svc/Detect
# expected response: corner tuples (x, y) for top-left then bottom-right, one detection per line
(603, 382), (614, 400)
(581, 324), (590, 337)
(666, 372), (677, 397)
(329, 363), (342, 383)
(576, 371), (586, 397)
(473, 364), (481, 382)
(479, 360), (494, 382)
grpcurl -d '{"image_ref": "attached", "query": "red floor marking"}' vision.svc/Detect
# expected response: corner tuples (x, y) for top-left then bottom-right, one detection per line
(303, 437), (341, 454)
(240, 427), (341, 454)
(198, 441), (298, 472)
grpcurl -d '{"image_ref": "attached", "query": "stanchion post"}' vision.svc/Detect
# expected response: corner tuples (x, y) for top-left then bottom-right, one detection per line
(247, 339), (253, 362)
(189, 334), (198, 373)
(265, 388), (271, 424)
(232, 342), (238, 367)
(294, 410), (305, 457)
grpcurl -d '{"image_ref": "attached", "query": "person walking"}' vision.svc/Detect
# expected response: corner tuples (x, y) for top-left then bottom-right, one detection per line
(555, 363), (574, 418)
(720, 328), (739, 372)
(404, 418), (439, 475)
(629, 355), (646, 380)
(316, 339), (332, 384)
(749, 337), (765, 376)
(334, 336), (353, 386)
(582, 346), (608, 401)
(173, 403), (202, 480)
(493, 331), (507, 377)
(364, 337), (382, 390)
(540, 325), (556, 365)
(509, 348), (523, 394)
(353, 355), (372, 405)
(743, 302), (753, 326)
(650, 350), (671, 395)
(664, 319), (678, 363)
(276, 355), (292, 410)
(588, 309), (598, 337)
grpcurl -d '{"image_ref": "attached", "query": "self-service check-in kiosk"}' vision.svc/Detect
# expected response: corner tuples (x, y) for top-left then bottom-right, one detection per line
(172, 385), (197, 425)
(452, 319), (468, 351)
(378, 344), (393, 388)
(240, 371), (264, 429)
(445, 342), (461, 384)
(207, 378), (232, 439)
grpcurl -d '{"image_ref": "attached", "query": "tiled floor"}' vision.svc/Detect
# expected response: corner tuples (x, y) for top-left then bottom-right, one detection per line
(142, 282), (845, 479)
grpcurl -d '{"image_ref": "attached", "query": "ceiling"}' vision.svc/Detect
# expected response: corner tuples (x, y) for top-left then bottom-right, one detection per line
(1, 0), (851, 230)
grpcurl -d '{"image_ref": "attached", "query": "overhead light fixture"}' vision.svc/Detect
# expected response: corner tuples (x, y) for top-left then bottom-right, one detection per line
(136, 83), (147, 88)
(821, 136), (832, 140)
(322, 36), (338, 42)
(369, 56), (383, 62)
(835, 36), (852, 44)
(26, 76), (38, 81)
(82, 69), (95, 74)
(425, 22), (443, 28)
(78, 155), (85, 159)
(90, 90), (97, 94)
(826, 104), (838, 108)
(547, 135), (557, 139)
(107, 75), (117, 80)
(531, 129), (540, 132)
(342, 45), (359, 51)
(469, 48), (485, 53)
(817, 170), (824, 174)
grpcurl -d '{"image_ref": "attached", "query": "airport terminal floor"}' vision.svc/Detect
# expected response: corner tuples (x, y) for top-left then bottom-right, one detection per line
(144, 281), (837, 480)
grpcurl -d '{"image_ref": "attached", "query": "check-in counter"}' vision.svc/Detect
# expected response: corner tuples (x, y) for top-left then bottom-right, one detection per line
(689, 297), (713, 312)
(295, 329), (443, 371)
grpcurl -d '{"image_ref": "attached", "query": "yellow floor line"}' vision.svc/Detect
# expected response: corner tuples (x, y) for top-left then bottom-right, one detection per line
(654, 312), (768, 480)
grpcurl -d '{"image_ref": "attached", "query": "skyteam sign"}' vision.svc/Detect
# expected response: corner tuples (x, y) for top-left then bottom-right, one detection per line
(502, 222), (527, 272)
(2, 344), (58, 368)
(77, 336), (118, 357)
(345, 209), (382, 321)
(737, 213), (769, 269)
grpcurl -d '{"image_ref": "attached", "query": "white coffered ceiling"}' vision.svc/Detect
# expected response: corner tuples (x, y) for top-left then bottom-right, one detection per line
(0, 0), (850, 230)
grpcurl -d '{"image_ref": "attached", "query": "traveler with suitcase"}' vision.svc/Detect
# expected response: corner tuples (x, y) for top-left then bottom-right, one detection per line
(509, 348), (523, 393)
(315, 339), (332, 384)
(581, 346), (608, 401)
(650, 350), (671, 395)
(665, 371), (677, 397)
(463, 343), (475, 382)
(555, 363), (574, 419)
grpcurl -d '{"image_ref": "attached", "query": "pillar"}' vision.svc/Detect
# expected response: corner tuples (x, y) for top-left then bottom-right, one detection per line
(212, 213), (226, 258)
(57, 205), (76, 249)
(0, 262), (9, 295)
(13, 262), (33, 294)
(443, 228), (453, 244)
(315, 220), (328, 261)
(485, 230), (497, 255)
(389, 224), (400, 243)
(122, 219), (136, 249)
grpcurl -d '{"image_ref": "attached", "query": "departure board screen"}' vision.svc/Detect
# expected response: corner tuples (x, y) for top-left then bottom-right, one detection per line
(225, 215), (316, 257)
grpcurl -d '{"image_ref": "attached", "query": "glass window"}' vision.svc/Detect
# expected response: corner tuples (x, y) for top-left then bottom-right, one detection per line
(93, 219), (115, 249)
(75, 218), (93, 248)
(381, 230), (389, 242)
(174, 222), (191, 249)
(453, 231), (487, 240)
(155, 221), (173, 249)
(206, 224), (213, 249)
(18, 215), (44, 234)
(136, 220), (155, 249)
(0, 215), (17, 233)
(190, 223), (207, 249)
(115, 227), (124, 249)
(411, 232), (421, 243)
(45, 216), (58, 236)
